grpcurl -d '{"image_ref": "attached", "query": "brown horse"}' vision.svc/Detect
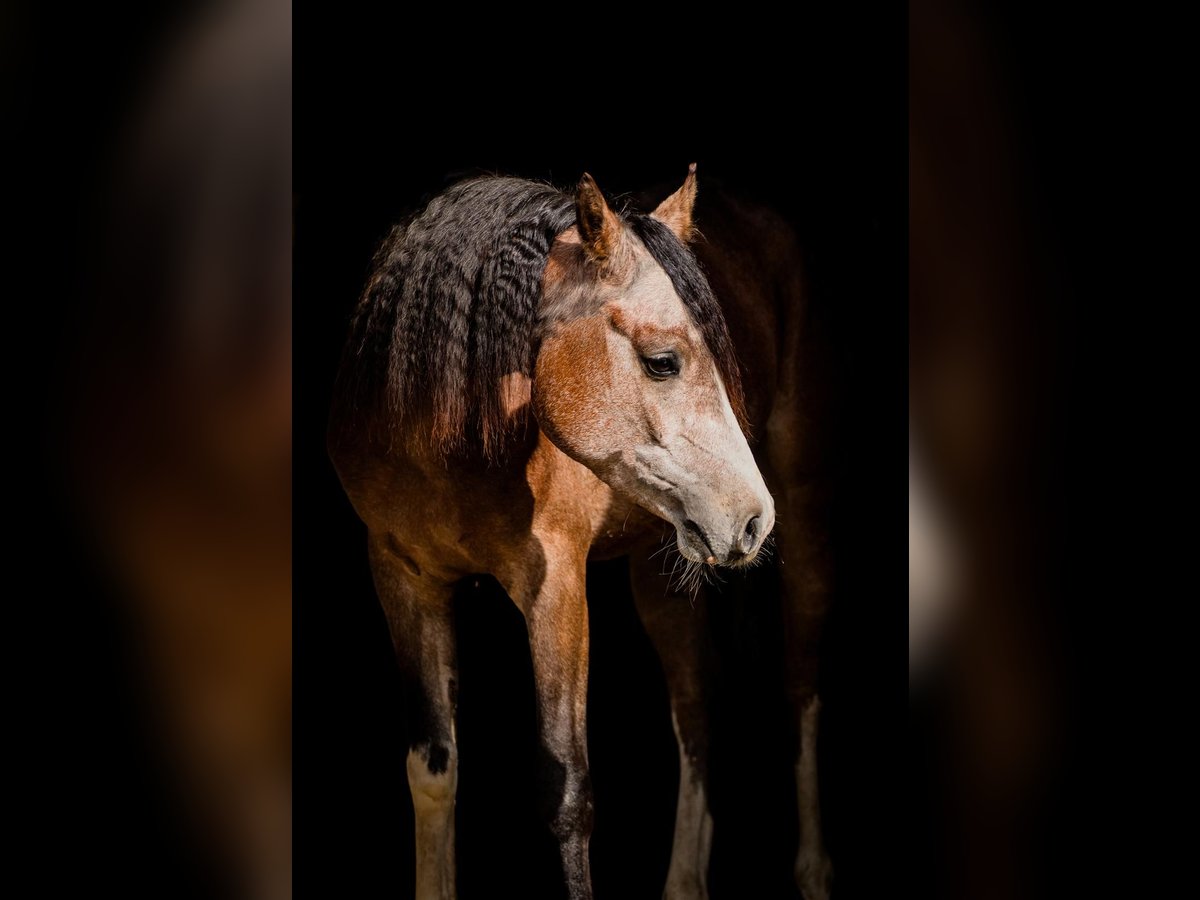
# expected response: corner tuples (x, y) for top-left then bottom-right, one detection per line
(329, 167), (832, 900)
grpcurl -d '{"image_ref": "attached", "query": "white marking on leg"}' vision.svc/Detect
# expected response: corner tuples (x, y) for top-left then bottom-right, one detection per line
(407, 747), (457, 900)
(794, 696), (832, 900)
(664, 709), (713, 900)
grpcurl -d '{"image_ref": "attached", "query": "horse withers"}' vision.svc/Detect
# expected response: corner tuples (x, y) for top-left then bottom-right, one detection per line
(329, 166), (832, 900)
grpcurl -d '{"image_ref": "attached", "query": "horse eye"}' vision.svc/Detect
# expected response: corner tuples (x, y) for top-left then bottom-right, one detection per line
(641, 354), (680, 379)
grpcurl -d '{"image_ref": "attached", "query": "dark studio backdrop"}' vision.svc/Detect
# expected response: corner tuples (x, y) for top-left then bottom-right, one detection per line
(295, 10), (907, 900)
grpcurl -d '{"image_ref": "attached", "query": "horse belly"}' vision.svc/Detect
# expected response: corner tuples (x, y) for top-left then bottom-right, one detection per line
(337, 456), (511, 582)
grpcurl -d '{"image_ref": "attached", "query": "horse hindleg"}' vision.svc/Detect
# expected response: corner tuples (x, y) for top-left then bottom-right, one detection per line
(629, 556), (714, 900)
(503, 547), (594, 900)
(773, 487), (834, 900)
(368, 535), (458, 900)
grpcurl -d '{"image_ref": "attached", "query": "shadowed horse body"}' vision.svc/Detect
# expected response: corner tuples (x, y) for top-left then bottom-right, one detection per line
(329, 168), (832, 899)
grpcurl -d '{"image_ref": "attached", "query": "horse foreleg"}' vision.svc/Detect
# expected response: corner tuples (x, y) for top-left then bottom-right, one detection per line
(773, 487), (834, 900)
(504, 544), (593, 900)
(629, 553), (713, 900)
(369, 534), (458, 900)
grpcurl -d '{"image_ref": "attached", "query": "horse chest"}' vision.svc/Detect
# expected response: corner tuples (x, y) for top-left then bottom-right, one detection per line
(588, 502), (663, 561)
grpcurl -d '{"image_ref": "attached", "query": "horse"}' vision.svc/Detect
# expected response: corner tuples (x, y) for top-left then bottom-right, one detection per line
(328, 166), (833, 900)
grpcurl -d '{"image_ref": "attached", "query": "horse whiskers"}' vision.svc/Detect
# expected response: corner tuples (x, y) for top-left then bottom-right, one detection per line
(652, 537), (747, 600)
(670, 556), (711, 604)
(661, 547), (685, 582)
(672, 559), (697, 601)
(664, 551), (686, 591)
(748, 532), (777, 569)
(647, 537), (675, 563)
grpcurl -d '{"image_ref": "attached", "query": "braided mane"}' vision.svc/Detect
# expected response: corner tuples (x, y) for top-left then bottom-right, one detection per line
(332, 176), (745, 458)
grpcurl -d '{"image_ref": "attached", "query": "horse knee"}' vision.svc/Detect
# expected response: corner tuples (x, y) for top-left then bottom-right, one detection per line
(537, 748), (593, 840)
(552, 777), (594, 842)
(407, 742), (457, 811)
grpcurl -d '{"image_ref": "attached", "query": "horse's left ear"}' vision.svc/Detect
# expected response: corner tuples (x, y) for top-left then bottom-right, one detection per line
(652, 162), (698, 242)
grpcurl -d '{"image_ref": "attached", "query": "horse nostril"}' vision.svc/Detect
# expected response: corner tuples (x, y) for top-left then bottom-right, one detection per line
(740, 515), (761, 553)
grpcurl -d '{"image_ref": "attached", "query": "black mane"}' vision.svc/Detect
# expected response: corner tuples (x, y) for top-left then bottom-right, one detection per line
(332, 176), (745, 458)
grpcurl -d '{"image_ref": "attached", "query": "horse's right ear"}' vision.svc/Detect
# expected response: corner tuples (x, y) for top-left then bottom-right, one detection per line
(575, 173), (623, 265)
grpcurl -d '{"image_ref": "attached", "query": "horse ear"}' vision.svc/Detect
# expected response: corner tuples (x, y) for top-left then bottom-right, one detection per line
(651, 162), (698, 242)
(575, 173), (623, 264)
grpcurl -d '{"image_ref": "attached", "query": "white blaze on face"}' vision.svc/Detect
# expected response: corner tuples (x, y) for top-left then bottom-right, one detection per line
(713, 367), (775, 532)
(659, 364), (774, 566)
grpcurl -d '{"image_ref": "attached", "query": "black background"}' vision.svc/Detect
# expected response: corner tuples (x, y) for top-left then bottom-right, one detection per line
(296, 10), (907, 900)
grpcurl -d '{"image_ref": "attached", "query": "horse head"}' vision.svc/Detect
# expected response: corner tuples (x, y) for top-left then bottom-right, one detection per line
(534, 167), (775, 567)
